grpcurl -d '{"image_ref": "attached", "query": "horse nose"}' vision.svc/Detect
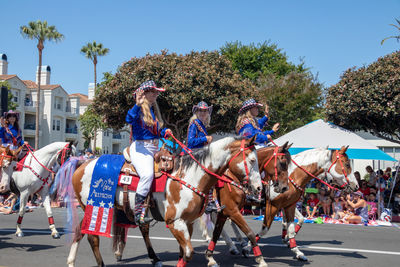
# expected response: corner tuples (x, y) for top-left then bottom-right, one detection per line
(257, 186), (262, 192)
(281, 187), (288, 193)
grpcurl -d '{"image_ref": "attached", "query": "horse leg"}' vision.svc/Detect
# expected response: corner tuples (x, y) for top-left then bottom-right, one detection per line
(294, 207), (304, 237)
(67, 220), (86, 267)
(139, 223), (162, 266)
(113, 224), (127, 261)
(230, 221), (248, 256)
(285, 206), (307, 261)
(230, 211), (267, 267)
(87, 234), (105, 267)
(15, 191), (29, 237)
(167, 219), (194, 267)
(205, 212), (228, 267)
(210, 212), (239, 256)
(40, 190), (60, 239)
(257, 201), (279, 241)
(281, 209), (289, 245)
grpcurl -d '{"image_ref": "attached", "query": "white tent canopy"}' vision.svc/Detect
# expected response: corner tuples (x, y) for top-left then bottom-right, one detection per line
(274, 119), (396, 161)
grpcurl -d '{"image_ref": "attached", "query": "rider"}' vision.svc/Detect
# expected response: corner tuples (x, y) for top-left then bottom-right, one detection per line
(235, 99), (280, 145)
(126, 80), (171, 225)
(0, 110), (26, 149)
(187, 101), (224, 213)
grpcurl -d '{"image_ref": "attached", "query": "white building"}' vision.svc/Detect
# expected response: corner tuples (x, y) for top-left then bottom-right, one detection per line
(0, 53), (130, 154)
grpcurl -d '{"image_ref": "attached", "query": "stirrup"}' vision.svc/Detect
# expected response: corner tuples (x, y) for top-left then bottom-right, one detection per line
(135, 213), (153, 225)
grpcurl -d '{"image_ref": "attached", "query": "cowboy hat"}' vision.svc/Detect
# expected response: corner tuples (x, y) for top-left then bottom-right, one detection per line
(134, 80), (165, 96)
(238, 98), (263, 114)
(192, 101), (213, 114)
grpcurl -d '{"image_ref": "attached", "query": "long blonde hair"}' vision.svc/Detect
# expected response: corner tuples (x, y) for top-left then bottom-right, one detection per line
(235, 110), (258, 134)
(140, 99), (164, 128)
(189, 112), (210, 128)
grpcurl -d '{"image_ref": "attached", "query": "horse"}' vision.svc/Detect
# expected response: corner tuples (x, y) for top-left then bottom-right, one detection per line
(254, 146), (359, 261)
(67, 136), (264, 267)
(0, 145), (23, 187)
(0, 142), (76, 238)
(204, 144), (291, 267)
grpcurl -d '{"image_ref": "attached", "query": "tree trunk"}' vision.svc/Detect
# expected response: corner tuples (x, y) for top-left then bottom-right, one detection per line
(35, 44), (43, 150)
(93, 61), (97, 152)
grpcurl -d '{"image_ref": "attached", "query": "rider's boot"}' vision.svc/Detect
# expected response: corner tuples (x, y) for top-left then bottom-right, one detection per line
(134, 193), (153, 225)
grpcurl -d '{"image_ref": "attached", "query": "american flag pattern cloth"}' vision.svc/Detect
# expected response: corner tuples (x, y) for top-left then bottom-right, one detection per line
(81, 155), (125, 238)
(239, 98), (263, 114)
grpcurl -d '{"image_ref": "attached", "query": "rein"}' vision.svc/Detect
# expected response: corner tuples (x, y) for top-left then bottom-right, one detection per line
(167, 133), (252, 188)
(0, 150), (14, 167)
(262, 146), (287, 182)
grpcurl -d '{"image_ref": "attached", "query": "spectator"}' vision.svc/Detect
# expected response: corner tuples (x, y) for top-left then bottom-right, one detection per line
(331, 192), (345, 219)
(354, 171), (362, 187)
(319, 187), (331, 217)
(366, 192), (378, 220)
(306, 193), (319, 218)
(366, 166), (377, 187)
(84, 148), (95, 159)
(359, 180), (370, 197)
(343, 191), (368, 224)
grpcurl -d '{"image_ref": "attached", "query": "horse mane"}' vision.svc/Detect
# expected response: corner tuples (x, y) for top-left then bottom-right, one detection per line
(290, 148), (332, 172)
(175, 136), (245, 172)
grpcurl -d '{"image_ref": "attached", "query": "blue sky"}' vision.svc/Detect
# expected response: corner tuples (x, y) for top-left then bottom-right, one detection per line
(2, 0), (399, 95)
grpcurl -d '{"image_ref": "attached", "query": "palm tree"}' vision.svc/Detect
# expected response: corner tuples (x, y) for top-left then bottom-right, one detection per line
(381, 18), (400, 45)
(80, 41), (109, 151)
(20, 20), (64, 149)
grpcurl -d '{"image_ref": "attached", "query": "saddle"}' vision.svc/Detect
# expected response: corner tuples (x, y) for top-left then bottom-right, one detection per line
(118, 146), (174, 223)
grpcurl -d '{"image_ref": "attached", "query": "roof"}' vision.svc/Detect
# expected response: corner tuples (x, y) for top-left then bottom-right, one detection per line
(69, 93), (92, 105)
(22, 80), (60, 90)
(273, 119), (396, 161)
(0, 74), (17, 80)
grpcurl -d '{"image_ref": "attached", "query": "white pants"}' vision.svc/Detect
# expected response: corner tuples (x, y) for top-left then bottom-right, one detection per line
(129, 140), (159, 196)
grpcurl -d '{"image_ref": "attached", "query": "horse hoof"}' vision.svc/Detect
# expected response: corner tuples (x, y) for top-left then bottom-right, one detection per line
(297, 255), (308, 261)
(52, 233), (60, 239)
(116, 255), (122, 262)
(153, 260), (163, 267)
(229, 247), (240, 256)
(16, 232), (24, 237)
(242, 248), (250, 258)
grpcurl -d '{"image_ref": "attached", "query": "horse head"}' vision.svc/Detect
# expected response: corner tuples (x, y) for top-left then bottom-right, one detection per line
(227, 135), (262, 196)
(259, 141), (292, 194)
(322, 146), (359, 193)
(56, 141), (77, 166)
(0, 145), (22, 193)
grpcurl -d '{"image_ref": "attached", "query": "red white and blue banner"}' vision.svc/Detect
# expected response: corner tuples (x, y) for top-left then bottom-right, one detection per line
(81, 155), (125, 237)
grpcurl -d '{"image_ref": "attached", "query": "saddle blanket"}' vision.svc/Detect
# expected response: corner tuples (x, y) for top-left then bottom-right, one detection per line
(81, 155), (125, 238)
(117, 173), (168, 192)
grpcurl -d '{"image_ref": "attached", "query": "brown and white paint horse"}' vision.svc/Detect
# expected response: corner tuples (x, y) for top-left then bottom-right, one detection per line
(204, 144), (291, 267)
(67, 136), (263, 267)
(255, 146), (358, 261)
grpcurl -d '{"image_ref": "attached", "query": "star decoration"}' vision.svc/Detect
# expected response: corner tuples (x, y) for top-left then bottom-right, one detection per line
(87, 199), (94, 206)
(108, 202), (113, 208)
(99, 201), (105, 207)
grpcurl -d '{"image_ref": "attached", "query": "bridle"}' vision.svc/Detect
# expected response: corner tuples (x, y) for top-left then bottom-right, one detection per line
(227, 139), (255, 186)
(326, 150), (351, 189)
(261, 146), (287, 185)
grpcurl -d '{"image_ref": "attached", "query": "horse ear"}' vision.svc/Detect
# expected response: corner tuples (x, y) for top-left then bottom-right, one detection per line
(282, 141), (289, 149)
(68, 141), (74, 148)
(248, 134), (257, 146)
(287, 142), (293, 150)
(340, 145), (349, 153)
(73, 140), (78, 147)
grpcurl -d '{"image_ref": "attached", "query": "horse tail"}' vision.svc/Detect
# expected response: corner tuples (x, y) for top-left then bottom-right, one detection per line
(49, 156), (83, 244)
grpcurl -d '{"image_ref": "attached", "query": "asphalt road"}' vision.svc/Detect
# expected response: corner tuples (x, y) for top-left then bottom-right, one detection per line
(0, 207), (399, 267)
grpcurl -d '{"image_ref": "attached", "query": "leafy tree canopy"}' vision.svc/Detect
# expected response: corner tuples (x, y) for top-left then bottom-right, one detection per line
(257, 72), (324, 136)
(93, 50), (255, 138)
(0, 81), (18, 111)
(78, 106), (106, 147)
(220, 41), (306, 81)
(326, 51), (400, 144)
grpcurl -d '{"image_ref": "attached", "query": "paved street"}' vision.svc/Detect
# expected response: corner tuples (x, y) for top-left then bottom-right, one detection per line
(0, 207), (399, 267)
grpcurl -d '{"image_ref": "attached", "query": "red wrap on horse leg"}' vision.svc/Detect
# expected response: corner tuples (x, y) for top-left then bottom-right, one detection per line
(289, 238), (297, 248)
(281, 229), (287, 239)
(48, 216), (55, 225)
(207, 240), (216, 251)
(253, 246), (262, 257)
(177, 257), (187, 267)
(17, 216), (23, 224)
(295, 224), (301, 233)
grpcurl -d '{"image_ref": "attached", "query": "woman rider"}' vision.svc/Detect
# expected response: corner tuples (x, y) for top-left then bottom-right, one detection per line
(186, 101), (224, 213)
(235, 99), (280, 144)
(0, 110), (25, 149)
(126, 80), (172, 225)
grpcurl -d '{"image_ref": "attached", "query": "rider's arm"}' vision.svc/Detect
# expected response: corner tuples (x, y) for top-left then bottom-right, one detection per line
(187, 124), (207, 148)
(125, 105), (141, 124)
(258, 115), (268, 129)
(240, 124), (270, 144)
(0, 127), (5, 144)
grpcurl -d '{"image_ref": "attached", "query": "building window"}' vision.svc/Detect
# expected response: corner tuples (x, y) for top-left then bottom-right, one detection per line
(52, 120), (55, 130)
(53, 119), (61, 131)
(57, 120), (61, 131)
(12, 90), (19, 102)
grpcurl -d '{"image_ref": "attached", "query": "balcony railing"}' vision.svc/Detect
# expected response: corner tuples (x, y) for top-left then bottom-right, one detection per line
(24, 101), (37, 107)
(65, 107), (79, 114)
(112, 133), (122, 139)
(66, 128), (78, 134)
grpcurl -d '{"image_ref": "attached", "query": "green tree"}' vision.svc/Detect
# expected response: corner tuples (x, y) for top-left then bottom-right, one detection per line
(78, 106), (106, 151)
(220, 41), (306, 81)
(381, 18), (400, 45)
(20, 20), (64, 149)
(0, 81), (18, 111)
(93, 50), (255, 138)
(80, 41), (109, 150)
(257, 72), (324, 135)
(326, 51), (400, 144)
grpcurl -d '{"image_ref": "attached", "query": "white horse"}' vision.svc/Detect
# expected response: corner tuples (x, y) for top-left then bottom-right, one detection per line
(0, 141), (76, 238)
